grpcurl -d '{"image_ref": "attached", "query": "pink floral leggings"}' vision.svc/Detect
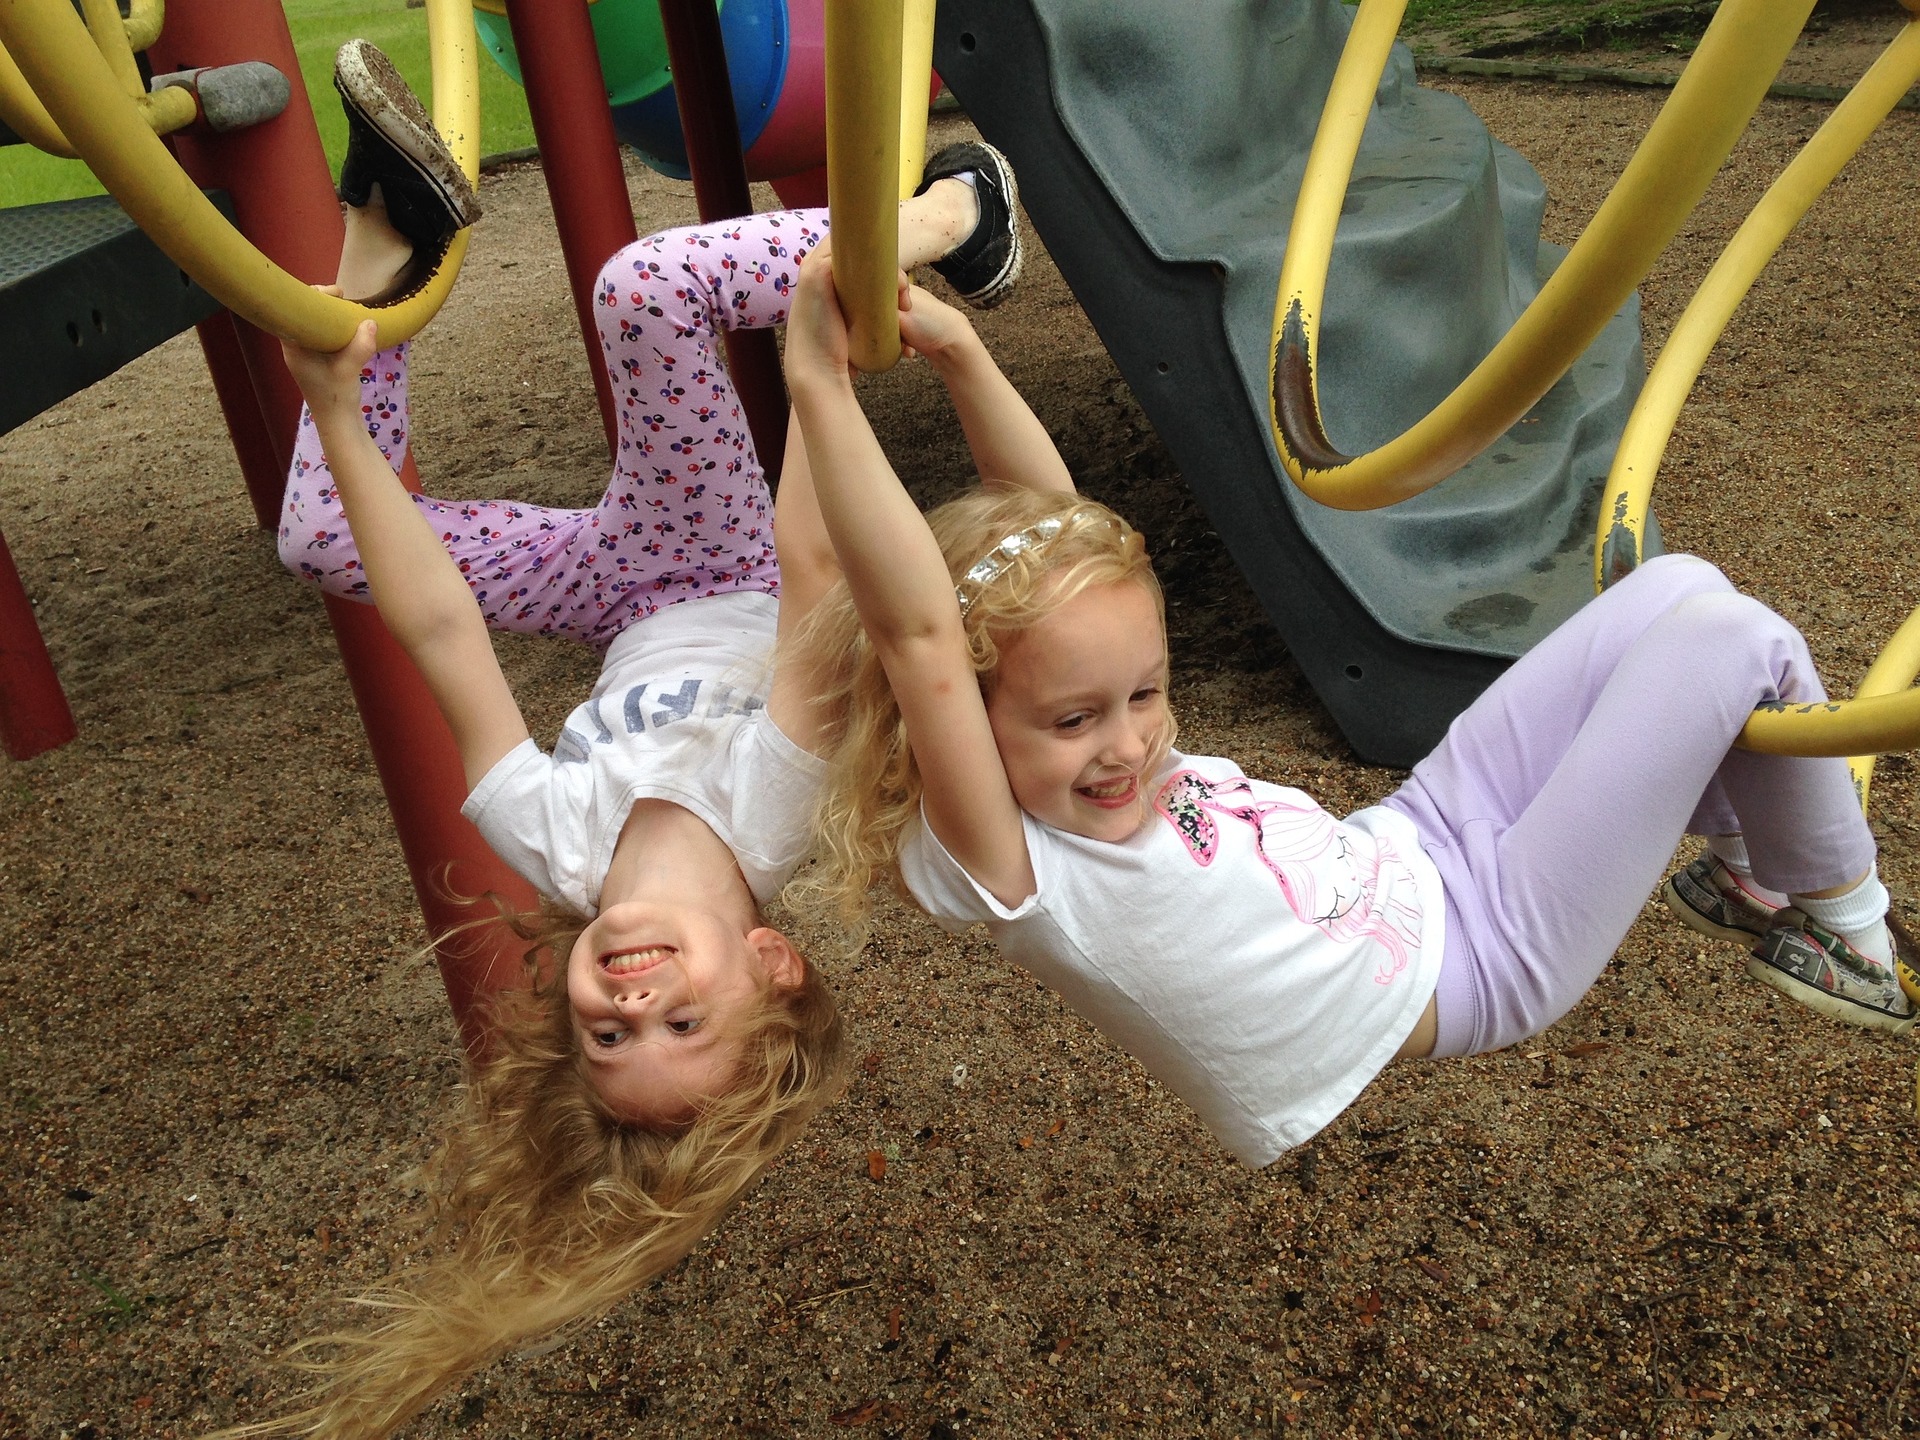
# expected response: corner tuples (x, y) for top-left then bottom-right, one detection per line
(279, 208), (828, 644)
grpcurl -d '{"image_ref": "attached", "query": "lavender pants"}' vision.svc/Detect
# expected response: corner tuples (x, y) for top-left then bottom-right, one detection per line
(278, 208), (829, 644)
(1383, 554), (1875, 1057)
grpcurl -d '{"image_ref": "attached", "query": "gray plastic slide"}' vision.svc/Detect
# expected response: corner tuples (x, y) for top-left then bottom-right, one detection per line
(933, 0), (1649, 765)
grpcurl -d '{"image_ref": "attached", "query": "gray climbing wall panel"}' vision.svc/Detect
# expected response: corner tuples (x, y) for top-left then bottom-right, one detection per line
(934, 0), (1649, 764)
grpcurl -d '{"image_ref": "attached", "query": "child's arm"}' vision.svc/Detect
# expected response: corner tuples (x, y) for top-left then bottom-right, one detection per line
(282, 320), (531, 789)
(770, 289), (1068, 755)
(784, 253), (1035, 906)
(898, 286), (1074, 497)
(767, 410), (841, 753)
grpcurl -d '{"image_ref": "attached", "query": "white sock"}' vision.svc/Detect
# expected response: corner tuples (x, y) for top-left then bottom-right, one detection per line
(1706, 835), (1786, 907)
(1793, 868), (1892, 965)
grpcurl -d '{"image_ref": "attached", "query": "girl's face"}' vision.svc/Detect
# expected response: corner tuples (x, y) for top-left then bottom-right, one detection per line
(984, 578), (1171, 843)
(566, 900), (800, 1125)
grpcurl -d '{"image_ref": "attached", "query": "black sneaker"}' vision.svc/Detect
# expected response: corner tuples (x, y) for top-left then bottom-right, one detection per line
(914, 141), (1022, 310)
(1749, 909), (1916, 1036)
(334, 39), (480, 293)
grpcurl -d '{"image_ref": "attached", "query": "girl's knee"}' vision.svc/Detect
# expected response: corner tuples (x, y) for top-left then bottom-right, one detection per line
(1665, 590), (1813, 696)
(1635, 552), (1732, 603)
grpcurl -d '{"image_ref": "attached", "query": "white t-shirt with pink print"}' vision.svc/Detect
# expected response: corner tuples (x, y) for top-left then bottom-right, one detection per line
(898, 749), (1445, 1168)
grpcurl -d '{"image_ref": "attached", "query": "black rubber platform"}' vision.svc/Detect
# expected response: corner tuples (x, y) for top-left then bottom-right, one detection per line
(0, 192), (230, 438)
(934, 0), (1651, 765)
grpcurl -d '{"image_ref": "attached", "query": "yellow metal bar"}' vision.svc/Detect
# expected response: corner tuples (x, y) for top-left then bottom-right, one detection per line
(0, 0), (479, 349)
(1267, 0), (1815, 511)
(0, 32), (76, 154)
(426, 0), (482, 175)
(825, 0), (905, 372)
(896, 0), (934, 199)
(1595, 20), (1920, 591)
(77, 0), (143, 98)
(1741, 686), (1920, 760)
(121, 0), (161, 54)
(1843, 601), (1920, 807)
(137, 76), (195, 134)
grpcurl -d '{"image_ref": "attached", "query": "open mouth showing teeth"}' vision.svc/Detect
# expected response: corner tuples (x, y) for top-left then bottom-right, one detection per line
(601, 945), (675, 977)
(1078, 777), (1136, 803)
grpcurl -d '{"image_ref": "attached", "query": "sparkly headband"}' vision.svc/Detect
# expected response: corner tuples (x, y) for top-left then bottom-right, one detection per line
(954, 508), (1113, 617)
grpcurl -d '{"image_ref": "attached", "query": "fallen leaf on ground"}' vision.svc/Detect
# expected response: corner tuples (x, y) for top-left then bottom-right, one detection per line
(1411, 1257), (1451, 1284)
(829, 1398), (882, 1426)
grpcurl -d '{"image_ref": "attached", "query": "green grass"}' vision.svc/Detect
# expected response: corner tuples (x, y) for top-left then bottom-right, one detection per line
(0, 0), (534, 208)
(1403, 0), (1717, 55)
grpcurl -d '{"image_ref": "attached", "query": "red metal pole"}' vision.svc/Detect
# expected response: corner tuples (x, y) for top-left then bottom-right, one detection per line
(656, 0), (788, 483)
(0, 530), (77, 761)
(504, 0), (636, 460)
(147, 0), (539, 1055)
(194, 310), (285, 528)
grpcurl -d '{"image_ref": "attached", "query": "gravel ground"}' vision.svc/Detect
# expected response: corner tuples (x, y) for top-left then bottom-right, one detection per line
(3, 39), (1919, 1440)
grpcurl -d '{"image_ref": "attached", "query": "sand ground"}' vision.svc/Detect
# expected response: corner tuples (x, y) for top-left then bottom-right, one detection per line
(3, 20), (1919, 1439)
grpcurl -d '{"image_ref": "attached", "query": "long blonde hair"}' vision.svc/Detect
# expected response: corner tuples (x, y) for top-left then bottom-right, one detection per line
(216, 906), (844, 1438)
(791, 488), (1168, 949)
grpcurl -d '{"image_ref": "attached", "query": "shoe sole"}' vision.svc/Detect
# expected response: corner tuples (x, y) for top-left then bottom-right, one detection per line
(1745, 952), (1916, 1036)
(959, 142), (1022, 309)
(1661, 874), (1765, 946)
(335, 41), (480, 230)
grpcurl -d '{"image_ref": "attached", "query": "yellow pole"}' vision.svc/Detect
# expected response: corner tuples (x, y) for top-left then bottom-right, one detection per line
(76, 0), (143, 98)
(1842, 602), (1920, 807)
(0, 32), (75, 154)
(1594, 20), (1920, 590)
(825, 0), (905, 372)
(121, 0), (162, 54)
(896, 0), (935, 199)
(1267, 0), (1815, 511)
(0, 0), (479, 348)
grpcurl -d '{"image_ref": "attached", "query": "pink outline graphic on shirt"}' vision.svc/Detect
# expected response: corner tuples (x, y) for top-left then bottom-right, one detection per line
(1154, 770), (1420, 984)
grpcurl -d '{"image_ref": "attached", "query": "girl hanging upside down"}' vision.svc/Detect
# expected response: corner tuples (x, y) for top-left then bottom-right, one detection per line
(244, 38), (1024, 1439)
(783, 233), (1915, 1175)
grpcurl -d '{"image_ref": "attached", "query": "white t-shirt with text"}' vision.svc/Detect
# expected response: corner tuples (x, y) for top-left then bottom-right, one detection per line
(899, 751), (1445, 1167)
(463, 591), (823, 914)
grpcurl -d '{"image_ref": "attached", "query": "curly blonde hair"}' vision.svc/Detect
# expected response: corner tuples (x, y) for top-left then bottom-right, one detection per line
(790, 487), (1170, 949)
(213, 905), (844, 1439)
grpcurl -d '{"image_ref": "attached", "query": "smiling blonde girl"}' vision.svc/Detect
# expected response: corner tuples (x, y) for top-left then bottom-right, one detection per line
(786, 245), (1912, 1173)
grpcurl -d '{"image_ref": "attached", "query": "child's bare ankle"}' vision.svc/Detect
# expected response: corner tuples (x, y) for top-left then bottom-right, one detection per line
(337, 189), (415, 303)
(899, 177), (978, 268)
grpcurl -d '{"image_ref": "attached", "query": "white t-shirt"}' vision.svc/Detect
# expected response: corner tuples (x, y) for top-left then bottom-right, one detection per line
(899, 751), (1445, 1167)
(462, 591), (824, 915)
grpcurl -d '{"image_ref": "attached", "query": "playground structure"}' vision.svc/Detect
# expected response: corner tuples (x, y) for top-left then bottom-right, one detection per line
(0, 0), (939, 1046)
(4, 0), (1920, 1039)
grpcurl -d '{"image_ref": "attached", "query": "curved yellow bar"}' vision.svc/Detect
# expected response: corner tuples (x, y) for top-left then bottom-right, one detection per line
(0, 0), (480, 349)
(825, 0), (904, 372)
(1839, 602), (1920, 804)
(122, 0), (162, 55)
(77, 0), (143, 98)
(0, 31), (76, 154)
(1596, 20), (1920, 591)
(896, 0), (935, 199)
(1268, 0), (1816, 511)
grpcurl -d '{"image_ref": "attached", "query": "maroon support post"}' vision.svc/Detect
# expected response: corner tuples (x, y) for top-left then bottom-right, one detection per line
(194, 310), (285, 529)
(657, 0), (789, 482)
(148, 0), (539, 1056)
(503, 0), (637, 460)
(0, 531), (78, 761)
